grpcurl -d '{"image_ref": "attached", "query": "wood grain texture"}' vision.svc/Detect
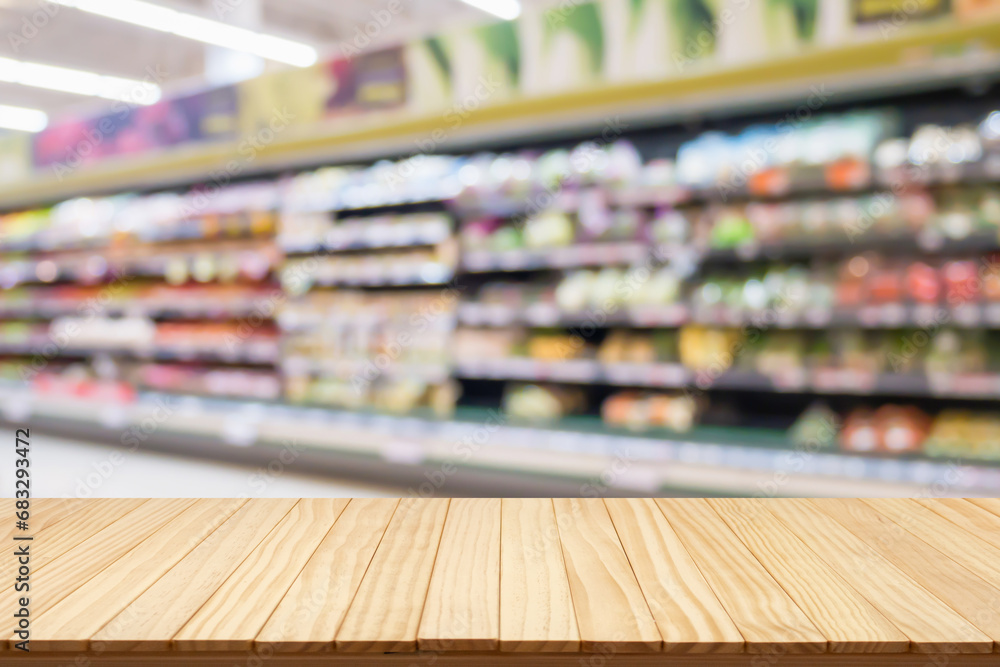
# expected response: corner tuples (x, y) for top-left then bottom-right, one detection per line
(812, 498), (1000, 652)
(23, 499), (247, 652)
(0, 498), (146, 566)
(708, 498), (908, 653)
(90, 499), (297, 651)
(655, 498), (826, 654)
(969, 498), (1000, 519)
(862, 498), (1000, 593)
(6, 497), (1000, 658)
(10, 651), (1000, 667)
(498, 499), (579, 653)
(256, 499), (399, 651)
(766, 499), (992, 654)
(553, 498), (661, 653)
(0, 498), (193, 633)
(605, 498), (743, 654)
(916, 499), (1000, 552)
(173, 499), (350, 651)
(335, 498), (450, 652)
(0, 498), (90, 543)
(418, 498), (501, 651)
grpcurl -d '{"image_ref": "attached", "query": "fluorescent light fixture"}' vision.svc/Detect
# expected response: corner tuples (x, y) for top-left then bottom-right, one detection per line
(0, 104), (48, 133)
(54, 0), (317, 67)
(0, 57), (161, 104)
(458, 0), (521, 20)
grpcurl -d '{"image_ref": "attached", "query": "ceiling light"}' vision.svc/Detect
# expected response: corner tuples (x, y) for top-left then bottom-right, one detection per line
(0, 57), (161, 104)
(458, 0), (521, 20)
(54, 0), (317, 67)
(0, 104), (48, 133)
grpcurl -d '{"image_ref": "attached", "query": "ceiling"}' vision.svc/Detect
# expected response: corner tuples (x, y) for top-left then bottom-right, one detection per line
(0, 0), (510, 122)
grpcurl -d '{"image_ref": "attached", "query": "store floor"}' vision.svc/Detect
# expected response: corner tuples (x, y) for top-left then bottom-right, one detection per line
(16, 434), (400, 498)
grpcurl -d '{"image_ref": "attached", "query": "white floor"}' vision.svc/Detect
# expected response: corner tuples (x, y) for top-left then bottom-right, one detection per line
(6, 433), (399, 498)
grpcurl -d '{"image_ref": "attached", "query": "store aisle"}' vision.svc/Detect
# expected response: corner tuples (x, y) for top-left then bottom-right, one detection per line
(14, 434), (399, 498)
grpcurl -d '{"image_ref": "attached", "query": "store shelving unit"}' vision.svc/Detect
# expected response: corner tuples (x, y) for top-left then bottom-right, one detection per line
(5, 34), (1000, 494)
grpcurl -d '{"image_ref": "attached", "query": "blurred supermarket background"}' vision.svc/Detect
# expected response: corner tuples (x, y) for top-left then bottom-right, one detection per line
(3, 0), (1000, 497)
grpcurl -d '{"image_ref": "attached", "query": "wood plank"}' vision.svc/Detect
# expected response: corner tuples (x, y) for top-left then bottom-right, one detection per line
(22, 499), (247, 652)
(552, 498), (661, 653)
(418, 499), (501, 651)
(89, 499), (297, 651)
(709, 498), (908, 653)
(173, 499), (350, 651)
(0, 499), (193, 633)
(969, 498), (1000, 519)
(862, 499), (1000, 591)
(812, 498), (1000, 651)
(916, 499), (1000, 552)
(605, 499), (743, 654)
(335, 498), (450, 652)
(0, 498), (147, 567)
(655, 498), (826, 654)
(6, 497), (1000, 658)
(766, 499), (992, 654)
(498, 498), (580, 653)
(0, 498), (90, 543)
(10, 651), (1000, 667)
(256, 499), (399, 652)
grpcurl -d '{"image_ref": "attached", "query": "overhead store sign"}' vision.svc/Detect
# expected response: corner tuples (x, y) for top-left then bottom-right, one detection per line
(0, 0), (988, 184)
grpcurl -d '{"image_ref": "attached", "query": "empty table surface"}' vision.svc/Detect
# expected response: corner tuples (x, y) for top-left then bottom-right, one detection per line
(4, 497), (1000, 667)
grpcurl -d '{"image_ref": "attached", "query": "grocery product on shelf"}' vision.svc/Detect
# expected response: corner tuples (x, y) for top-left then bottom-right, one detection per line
(502, 383), (586, 424)
(787, 402), (840, 450)
(284, 374), (460, 417)
(925, 409), (1000, 461)
(280, 290), (454, 378)
(601, 391), (701, 432)
(280, 211), (453, 252)
(281, 241), (458, 291)
(135, 364), (282, 400)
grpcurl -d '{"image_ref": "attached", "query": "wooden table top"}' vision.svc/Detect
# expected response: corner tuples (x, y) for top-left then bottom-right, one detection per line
(3, 498), (1000, 667)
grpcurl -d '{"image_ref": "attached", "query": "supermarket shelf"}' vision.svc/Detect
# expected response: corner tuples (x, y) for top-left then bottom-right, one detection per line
(4, 20), (1000, 209)
(457, 228), (1000, 279)
(454, 358), (1000, 399)
(282, 357), (451, 382)
(0, 305), (275, 320)
(456, 301), (1000, 329)
(461, 242), (649, 272)
(1, 383), (995, 496)
(0, 255), (278, 286)
(283, 233), (451, 255)
(0, 226), (275, 256)
(702, 229), (1000, 263)
(0, 343), (280, 365)
(285, 193), (457, 216)
(310, 266), (455, 287)
(675, 152), (1000, 205)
